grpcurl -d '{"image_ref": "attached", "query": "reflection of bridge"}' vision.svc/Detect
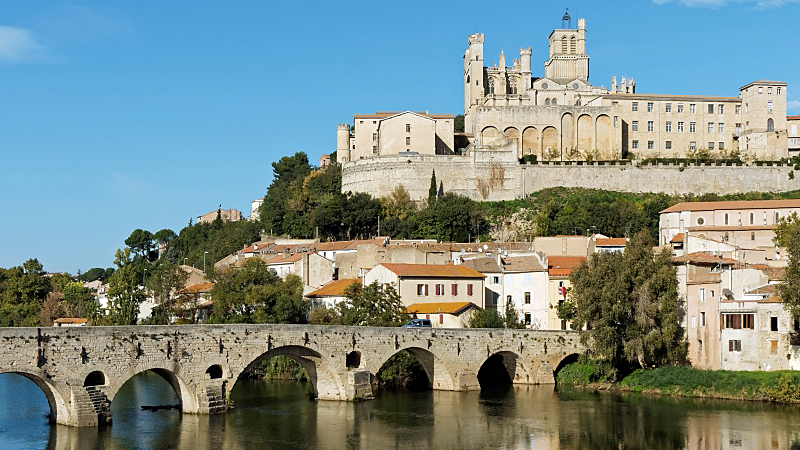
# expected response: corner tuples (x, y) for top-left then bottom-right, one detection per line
(0, 324), (585, 427)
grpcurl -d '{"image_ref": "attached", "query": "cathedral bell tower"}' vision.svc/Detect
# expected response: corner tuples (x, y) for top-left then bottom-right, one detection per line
(544, 11), (589, 83)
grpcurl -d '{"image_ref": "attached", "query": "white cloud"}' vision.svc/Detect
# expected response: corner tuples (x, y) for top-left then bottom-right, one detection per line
(788, 100), (800, 112)
(0, 26), (45, 63)
(654, 0), (800, 7)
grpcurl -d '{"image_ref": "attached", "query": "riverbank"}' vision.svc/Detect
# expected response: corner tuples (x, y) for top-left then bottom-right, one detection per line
(557, 363), (800, 403)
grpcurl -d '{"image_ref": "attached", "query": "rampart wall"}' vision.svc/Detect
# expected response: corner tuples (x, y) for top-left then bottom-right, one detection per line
(342, 156), (800, 201)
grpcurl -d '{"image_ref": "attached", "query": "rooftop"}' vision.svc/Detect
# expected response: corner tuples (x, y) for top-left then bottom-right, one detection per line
(547, 256), (586, 277)
(595, 238), (627, 246)
(378, 263), (485, 278)
(673, 252), (739, 265)
(461, 257), (502, 273)
(405, 301), (478, 315)
(661, 200), (800, 213)
(501, 256), (546, 273)
(306, 279), (361, 298)
(177, 282), (216, 294)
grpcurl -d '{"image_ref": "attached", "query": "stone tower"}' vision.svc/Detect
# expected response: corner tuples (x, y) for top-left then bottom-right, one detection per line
(337, 124), (351, 163)
(464, 33), (485, 131)
(739, 80), (788, 159)
(544, 17), (589, 82)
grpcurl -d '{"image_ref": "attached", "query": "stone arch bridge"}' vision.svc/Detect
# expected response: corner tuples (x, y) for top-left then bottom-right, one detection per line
(0, 324), (585, 427)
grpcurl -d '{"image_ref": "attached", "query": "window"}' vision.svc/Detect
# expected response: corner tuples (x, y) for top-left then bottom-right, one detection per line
(632, 140), (638, 149)
(552, 98), (557, 105)
(648, 121), (654, 132)
(718, 123), (724, 133)
(524, 313), (531, 325)
(524, 273), (531, 285)
(778, 87), (782, 95)
(677, 103), (684, 113)
(678, 122), (684, 132)
(492, 276), (500, 284)
(406, 124), (411, 132)
(697, 217), (705, 225)
(708, 104), (714, 114)
(751, 232), (755, 241)
(647, 141), (654, 150)
(699, 340), (703, 352)
(690, 104), (696, 114)
(647, 102), (654, 112)
(718, 104), (724, 114)
(724, 313), (755, 329)
(666, 121), (672, 132)
(750, 212), (754, 225)
(440, 314), (444, 324)
(736, 105), (741, 114)
(719, 142), (724, 150)
(768, 101), (773, 112)
(708, 122), (714, 133)
(614, 116), (618, 127)
(524, 292), (531, 304)
(700, 288), (706, 302)
(405, 137), (411, 145)
(666, 141), (672, 150)
(701, 312), (706, 326)
(711, 290), (714, 298)
(665, 103), (672, 112)
(372, 146), (378, 153)
(632, 102), (638, 111)
(545, 98), (550, 105)
(708, 142), (714, 150)
(417, 284), (426, 296)
(771, 317), (779, 331)
(467, 284), (473, 296)
(771, 340), (779, 355)
(372, 133), (378, 141)
(692, 316), (696, 328)
(768, 118), (775, 132)
(451, 284), (458, 296)
(759, 86), (763, 94)
(690, 122), (696, 133)
(690, 141), (696, 150)
(724, 213), (729, 225)
(729, 340), (742, 352)
(506, 294), (511, 304)
(776, 212), (780, 223)
(745, 103), (748, 113)
(632, 121), (638, 131)
(768, 87), (773, 95)
(435, 284), (444, 296)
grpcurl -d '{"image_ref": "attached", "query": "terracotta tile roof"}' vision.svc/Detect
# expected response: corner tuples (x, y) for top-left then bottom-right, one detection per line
(306, 279), (361, 298)
(177, 282), (215, 294)
(671, 233), (685, 243)
(788, 115), (800, 121)
(595, 238), (627, 246)
(747, 284), (779, 296)
(673, 252), (738, 265)
(405, 302), (478, 315)
(661, 200), (800, 213)
(54, 318), (88, 325)
(461, 257), (502, 273)
(378, 263), (485, 278)
(603, 93), (740, 102)
(501, 256), (546, 273)
(687, 273), (721, 285)
(756, 266), (785, 281)
(263, 253), (303, 264)
(547, 256), (586, 277)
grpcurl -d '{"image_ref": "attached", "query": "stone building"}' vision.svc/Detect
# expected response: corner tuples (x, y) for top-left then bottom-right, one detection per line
(197, 208), (242, 224)
(789, 115), (800, 155)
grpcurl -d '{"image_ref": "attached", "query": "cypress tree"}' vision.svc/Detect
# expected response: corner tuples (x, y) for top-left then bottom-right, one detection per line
(428, 170), (437, 205)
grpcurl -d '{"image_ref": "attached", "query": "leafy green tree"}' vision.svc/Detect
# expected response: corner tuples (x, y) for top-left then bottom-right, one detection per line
(504, 301), (525, 329)
(79, 267), (107, 282)
(338, 281), (409, 327)
(454, 114), (465, 133)
(417, 193), (485, 242)
(63, 281), (99, 320)
(776, 212), (800, 320)
(259, 152), (312, 235)
(0, 259), (51, 327)
(341, 192), (383, 239)
(107, 248), (147, 325)
(469, 308), (505, 328)
(209, 258), (308, 324)
(558, 231), (686, 373)
(144, 261), (189, 324)
(125, 229), (154, 259)
(308, 305), (342, 325)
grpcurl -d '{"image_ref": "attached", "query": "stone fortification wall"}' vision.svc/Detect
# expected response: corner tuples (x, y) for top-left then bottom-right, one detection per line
(342, 157), (800, 201)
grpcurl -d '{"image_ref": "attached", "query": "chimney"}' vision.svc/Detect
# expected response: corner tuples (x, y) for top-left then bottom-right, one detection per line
(283, 248), (290, 259)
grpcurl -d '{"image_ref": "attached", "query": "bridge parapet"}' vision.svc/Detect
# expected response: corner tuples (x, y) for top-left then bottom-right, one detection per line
(0, 325), (585, 427)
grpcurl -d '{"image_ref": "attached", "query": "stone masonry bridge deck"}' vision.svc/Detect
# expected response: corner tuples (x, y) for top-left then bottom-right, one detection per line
(0, 324), (586, 427)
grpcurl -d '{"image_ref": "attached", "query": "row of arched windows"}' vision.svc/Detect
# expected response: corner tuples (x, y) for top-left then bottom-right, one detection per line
(560, 36), (577, 54)
(722, 211), (781, 226)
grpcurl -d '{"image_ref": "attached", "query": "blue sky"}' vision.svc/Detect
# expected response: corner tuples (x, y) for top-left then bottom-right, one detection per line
(2, 0), (799, 274)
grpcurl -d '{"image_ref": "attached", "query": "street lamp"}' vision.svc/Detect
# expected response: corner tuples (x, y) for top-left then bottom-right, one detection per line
(204, 252), (209, 274)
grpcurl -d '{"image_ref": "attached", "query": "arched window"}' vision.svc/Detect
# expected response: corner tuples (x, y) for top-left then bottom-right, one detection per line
(545, 98), (550, 105)
(749, 212), (754, 225)
(767, 118), (775, 132)
(724, 213), (729, 225)
(552, 98), (558, 105)
(488, 78), (495, 94)
(570, 36), (577, 54)
(561, 36), (568, 53)
(509, 78), (517, 94)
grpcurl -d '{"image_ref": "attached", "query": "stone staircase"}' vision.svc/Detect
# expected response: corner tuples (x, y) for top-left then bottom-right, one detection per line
(204, 385), (227, 413)
(84, 386), (112, 425)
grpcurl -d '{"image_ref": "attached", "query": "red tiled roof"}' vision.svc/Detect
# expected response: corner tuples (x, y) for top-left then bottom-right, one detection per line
(547, 256), (586, 277)
(502, 256), (546, 273)
(378, 263), (485, 278)
(661, 200), (800, 213)
(673, 252), (738, 265)
(306, 279), (361, 297)
(595, 238), (627, 246)
(788, 115), (800, 121)
(671, 233), (685, 243)
(54, 318), (88, 324)
(747, 284), (779, 296)
(177, 282), (215, 294)
(263, 253), (303, 264)
(405, 302), (478, 315)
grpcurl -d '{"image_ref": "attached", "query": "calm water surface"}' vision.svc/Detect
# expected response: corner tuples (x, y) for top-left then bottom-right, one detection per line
(2, 371), (800, 449)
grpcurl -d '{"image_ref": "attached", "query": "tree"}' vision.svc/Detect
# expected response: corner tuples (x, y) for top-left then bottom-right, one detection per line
(125, 229), (154, 259)
(341, 192), (383, 239)
(338, 281), (409, 327)
(63, 281), (99, 320)
(416, 193), (485, 242)
(208, 258), (308, 324)
(504, 301), (525, 329)
(144, 261), (189, 324)
(558, 230), (686, 373)
(776, 212), (800, 320)
(469, 308), (505, 328)
(106, 248), (147, 325)
(428, 170), (438, 206)
(40, 292), (65, 326)
(259, 152), (312, 235)
(382, 184), (415, 220)
(0, 259), (52, 327)
(454, 114), (465, 133)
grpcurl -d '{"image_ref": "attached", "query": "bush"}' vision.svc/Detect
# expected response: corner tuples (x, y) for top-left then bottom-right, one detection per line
(243, 356), (308, 381)
(375, 351), (428, 389)
(469, 308), (505, 328)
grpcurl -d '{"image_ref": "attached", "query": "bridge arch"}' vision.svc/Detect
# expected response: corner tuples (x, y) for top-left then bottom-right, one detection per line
(108, 367), (199, 414)
(477, 350), (533, 387)
(370, 346), (457, 391)
(0, 371), (69, 425)
(234, 345), (345, 400)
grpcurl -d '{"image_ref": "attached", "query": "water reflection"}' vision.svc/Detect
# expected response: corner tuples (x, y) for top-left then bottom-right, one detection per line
(4, 372), (800, 449)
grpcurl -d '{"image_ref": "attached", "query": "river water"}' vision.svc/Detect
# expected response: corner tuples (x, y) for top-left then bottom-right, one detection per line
(2, 371), (800, 450)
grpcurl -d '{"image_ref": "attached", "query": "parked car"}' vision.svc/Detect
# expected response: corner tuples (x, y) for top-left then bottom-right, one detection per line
(402, 319), (432, 328)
